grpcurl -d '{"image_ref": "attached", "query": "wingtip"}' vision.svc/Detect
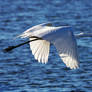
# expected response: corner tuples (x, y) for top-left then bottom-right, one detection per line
(69, 62), (79, 69)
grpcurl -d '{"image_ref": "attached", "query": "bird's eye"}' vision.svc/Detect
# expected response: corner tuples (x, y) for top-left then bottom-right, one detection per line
(46, 23), (52, 26)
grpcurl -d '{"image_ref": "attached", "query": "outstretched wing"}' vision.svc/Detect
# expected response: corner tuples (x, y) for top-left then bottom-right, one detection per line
(29, 38), (50, 64)
(42, 27), (79, 69)
(16, 22), (51, 38)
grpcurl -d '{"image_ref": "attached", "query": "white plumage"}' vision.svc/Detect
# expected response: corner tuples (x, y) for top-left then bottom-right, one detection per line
(18, 23), (79, 69)
(29, 38), (50, 63)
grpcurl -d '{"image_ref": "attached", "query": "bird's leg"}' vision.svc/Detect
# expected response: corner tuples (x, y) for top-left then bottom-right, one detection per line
(3, 37), (42, 52)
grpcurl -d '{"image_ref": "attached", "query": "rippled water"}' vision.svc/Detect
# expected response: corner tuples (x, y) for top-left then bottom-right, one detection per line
(0, 0), (92, 92)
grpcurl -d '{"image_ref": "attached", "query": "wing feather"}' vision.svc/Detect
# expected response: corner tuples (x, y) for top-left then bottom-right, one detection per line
(29, 38), (50, 63)
(34, 41), (44, 60)
(42, 27), (79, 69)
(43, 41), (47, 63)
(40, 43), (45, 63)
(38, 43), (44, 62)
(45, 41), (50, 63)
(31, 40), (41, 55)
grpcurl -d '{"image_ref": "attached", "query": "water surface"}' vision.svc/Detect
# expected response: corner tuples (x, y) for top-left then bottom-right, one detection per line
(0, 0), (92, 92)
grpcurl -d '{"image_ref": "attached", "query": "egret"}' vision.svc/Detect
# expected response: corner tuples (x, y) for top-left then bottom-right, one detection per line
(4, 23), (92, 69)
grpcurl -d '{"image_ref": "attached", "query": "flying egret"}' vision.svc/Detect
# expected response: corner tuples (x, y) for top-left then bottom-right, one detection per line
(4, 23), (92, 69)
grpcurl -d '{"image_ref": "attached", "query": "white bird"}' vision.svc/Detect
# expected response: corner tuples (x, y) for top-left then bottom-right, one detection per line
(5, 23), (92, 69)
(16, 22), (79, 69)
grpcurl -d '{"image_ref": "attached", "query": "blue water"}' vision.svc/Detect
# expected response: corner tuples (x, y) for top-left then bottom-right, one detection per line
(0, 0), (92, 92)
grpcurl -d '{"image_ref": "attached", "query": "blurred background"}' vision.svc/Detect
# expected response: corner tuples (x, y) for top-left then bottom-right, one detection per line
(0, 0), (92, 92)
